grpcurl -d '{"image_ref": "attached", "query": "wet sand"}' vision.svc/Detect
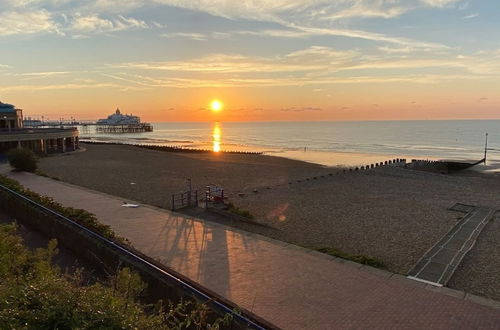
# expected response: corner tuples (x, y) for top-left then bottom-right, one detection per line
(36, 143), (500, 301)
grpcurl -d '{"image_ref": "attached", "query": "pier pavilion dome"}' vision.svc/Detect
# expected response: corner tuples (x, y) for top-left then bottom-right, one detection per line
(97, 107), (141, 125)
(0, 101), (23, 129)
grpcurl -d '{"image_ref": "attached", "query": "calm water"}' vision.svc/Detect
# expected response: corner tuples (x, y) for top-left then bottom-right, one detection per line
(80, 120), (499, 166)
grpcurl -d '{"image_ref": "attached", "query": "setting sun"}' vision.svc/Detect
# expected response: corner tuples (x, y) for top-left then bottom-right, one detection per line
(210, 100), (223, 112)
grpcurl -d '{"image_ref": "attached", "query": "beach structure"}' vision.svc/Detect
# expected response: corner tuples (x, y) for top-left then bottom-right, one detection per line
(96, 108), (153, 133)
(0, 101), (79, 154)
(0, 101), (23, 129)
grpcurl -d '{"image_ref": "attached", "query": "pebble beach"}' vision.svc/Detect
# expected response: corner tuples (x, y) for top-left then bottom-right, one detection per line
(37, 143), (500, 301)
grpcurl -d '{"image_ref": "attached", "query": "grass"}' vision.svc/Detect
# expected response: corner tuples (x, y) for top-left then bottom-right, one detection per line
(35, 169), (60, 181)
(225, 202), (254, 219)
(315, 247), (387, 269)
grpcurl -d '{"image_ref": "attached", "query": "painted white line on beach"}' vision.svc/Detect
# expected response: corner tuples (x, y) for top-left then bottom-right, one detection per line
(406, 276), (443, 287)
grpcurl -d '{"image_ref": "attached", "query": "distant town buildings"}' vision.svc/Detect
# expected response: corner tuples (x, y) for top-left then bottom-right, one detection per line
(0, 101), (79, 154)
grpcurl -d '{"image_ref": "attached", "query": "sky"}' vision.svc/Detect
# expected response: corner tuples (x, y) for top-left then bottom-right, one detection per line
(0, 0), (499, 122)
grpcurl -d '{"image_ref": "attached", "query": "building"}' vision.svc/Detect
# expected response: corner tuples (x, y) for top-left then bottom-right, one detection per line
(96, 108), (153, 133)
(0, 101), (23, 129)
(0, 101), (79, 154)
(97, 108), (141, 125)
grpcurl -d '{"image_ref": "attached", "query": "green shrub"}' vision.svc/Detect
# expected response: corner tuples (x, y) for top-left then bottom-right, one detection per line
(225, 202), (254, 219)
(0, 223), (232, 329)
(7, 148), (38, 172)
(0, 174), (122, 243)
(316, 247), (387, 269)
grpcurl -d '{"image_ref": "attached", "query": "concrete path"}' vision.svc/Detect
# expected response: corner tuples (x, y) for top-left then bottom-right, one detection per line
(5, 172), (500, 329)
(408, 204), (494, 286)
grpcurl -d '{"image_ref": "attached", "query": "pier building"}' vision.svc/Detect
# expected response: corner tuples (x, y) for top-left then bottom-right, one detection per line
(0, 101), (79, 154)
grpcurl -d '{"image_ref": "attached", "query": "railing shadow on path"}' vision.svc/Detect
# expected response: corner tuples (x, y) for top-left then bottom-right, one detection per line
(146, 210), (263, 297)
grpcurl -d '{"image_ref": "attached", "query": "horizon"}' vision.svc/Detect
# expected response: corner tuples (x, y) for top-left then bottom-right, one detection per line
(1, 1), (499, 121)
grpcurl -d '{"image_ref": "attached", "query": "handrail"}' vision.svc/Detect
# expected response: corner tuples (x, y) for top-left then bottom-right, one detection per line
(0, 183), (267, 330)
(0, 128), (78, 133)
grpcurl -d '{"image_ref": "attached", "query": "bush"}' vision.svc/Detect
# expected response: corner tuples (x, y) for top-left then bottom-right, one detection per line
(226, 202), (254, 219)
(0, 174), (123, 243)
(0, 223), (232, 329)
(7, 148), (38, 172)
(316, 247), (387, 269)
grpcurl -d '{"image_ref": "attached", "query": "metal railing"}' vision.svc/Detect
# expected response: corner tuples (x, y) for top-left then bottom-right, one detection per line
(0, 183), (266, 330)
(171, 190), (198, 211)
(0, 127), (78, 134)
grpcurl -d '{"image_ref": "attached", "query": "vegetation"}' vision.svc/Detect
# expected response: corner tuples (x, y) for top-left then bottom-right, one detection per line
(35, 169), (61, 181)
(315, 247), (387, 269)
(225, 202), (254, 219)
(0, 223), (232, 329)
(0, 174), (122, 243)
(7, 148), (38, 172)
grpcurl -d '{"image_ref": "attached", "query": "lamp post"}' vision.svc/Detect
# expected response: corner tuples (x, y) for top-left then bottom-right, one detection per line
(484, 133), (488, 165)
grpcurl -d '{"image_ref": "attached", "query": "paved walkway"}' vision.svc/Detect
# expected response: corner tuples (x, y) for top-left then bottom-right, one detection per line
(408, 204), (494, 286)
(5, 172), (500, 329)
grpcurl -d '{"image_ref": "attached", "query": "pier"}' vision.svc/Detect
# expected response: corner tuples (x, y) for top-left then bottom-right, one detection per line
(24, 120), (154, 133)
(95, 123), (153, 133)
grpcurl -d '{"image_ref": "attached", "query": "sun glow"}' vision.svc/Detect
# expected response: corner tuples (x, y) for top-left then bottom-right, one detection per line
(212, 122), (221, 152)
(210, 100), (223, 112)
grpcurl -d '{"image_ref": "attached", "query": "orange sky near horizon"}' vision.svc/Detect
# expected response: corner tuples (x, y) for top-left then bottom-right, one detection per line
(9, 78), (499, 122)
(1, 1), (500, 122)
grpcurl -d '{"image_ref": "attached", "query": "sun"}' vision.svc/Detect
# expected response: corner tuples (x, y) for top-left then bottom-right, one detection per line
(210, 100), (223, 112)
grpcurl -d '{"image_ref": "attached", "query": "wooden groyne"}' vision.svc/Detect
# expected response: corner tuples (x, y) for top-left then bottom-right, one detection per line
(407, 158), (485, 173)
(243, 158), (408, 194)
(80, 140), (264, 155)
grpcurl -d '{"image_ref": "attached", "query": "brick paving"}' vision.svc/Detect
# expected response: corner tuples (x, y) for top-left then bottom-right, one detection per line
(5, 171), (500, 329)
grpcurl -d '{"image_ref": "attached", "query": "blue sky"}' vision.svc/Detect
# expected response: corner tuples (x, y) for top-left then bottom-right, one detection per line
(0, 0), (499, 121)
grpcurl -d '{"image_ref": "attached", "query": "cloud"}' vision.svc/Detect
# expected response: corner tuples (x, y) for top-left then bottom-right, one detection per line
(19, 71), (69, 77)
(154, 0), (452, 49)
(463, 13), (478, 19)
(420, 0), (461, 8)
(1, 71), (71, 80)
(321, 2), (412, 20)
(281, 106), (323, 112)
(236, 29), (312, 38)
(106, 43), (500, 89)
(0, 82), (121, 92)
(70, 14), (147, 33)
(0, 0), (462, 51)
(0, 10), (61, 37)
(161, 32), (207, 41)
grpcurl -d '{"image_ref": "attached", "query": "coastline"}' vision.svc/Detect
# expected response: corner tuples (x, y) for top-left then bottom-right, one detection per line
(80, 138), (420, 167)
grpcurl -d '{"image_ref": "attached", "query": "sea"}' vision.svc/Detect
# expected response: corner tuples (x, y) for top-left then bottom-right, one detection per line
(79, 120), (500, 167)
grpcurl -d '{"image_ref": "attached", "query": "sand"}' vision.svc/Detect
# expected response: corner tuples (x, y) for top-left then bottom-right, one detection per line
(37, 143), (500, 301)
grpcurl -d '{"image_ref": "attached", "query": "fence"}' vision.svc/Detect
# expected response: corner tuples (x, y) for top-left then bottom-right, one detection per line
(205, 185), (224, 207)
(171, 190), (198, 211)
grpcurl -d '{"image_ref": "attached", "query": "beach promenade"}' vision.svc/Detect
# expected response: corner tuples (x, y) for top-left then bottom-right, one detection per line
(5, 171), (500, 329)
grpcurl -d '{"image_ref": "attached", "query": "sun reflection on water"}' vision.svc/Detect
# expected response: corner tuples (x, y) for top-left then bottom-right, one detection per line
(212, 122), (221, 152)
